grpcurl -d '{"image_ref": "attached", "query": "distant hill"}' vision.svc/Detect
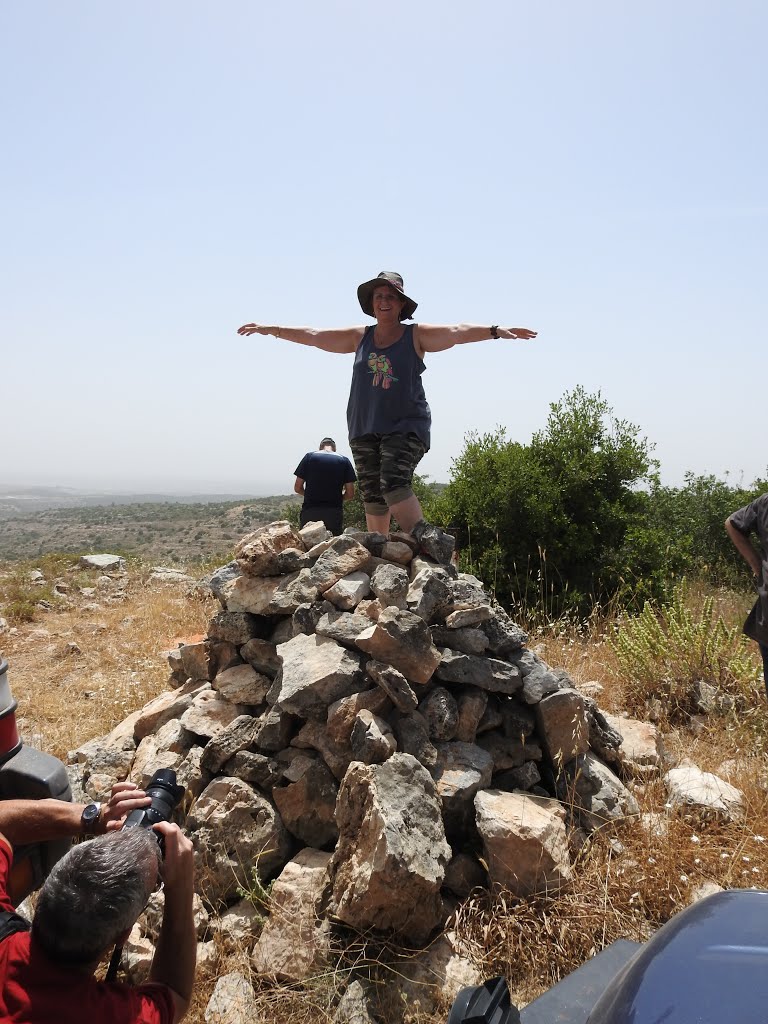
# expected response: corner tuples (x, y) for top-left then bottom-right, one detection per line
(0, 486), (283, 517)
(0, 493), (300, 563)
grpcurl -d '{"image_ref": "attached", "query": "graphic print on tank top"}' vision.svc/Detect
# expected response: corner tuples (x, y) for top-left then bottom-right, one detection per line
(367, 351), (398, 389)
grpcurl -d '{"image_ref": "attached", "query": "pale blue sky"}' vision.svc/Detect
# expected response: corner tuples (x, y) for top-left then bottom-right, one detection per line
(3, 1), (765, 494)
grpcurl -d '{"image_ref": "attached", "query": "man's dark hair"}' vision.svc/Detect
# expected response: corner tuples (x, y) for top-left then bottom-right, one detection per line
(319, 437), (336, 451)
(32, 828), (160, 965)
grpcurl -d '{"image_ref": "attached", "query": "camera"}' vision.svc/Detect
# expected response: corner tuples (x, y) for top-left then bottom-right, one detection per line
(123, 768), (185, 851)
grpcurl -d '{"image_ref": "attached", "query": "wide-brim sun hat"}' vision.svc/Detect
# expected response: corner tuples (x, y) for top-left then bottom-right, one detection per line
(357, 271), (418, 321)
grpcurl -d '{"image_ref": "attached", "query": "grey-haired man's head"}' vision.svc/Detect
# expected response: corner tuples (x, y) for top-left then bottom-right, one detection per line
(32, 827), (161, 966)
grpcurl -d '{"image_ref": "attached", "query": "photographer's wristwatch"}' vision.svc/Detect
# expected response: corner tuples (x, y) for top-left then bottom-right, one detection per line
(80, 802), (102, 836)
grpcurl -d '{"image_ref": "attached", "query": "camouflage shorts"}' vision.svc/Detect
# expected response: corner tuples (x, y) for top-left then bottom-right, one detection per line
(349, 432), (426, 515)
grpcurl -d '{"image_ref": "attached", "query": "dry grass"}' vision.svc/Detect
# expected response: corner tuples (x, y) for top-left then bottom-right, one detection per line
(0, 557), (213, 759)
(3, 558), (768, 1021)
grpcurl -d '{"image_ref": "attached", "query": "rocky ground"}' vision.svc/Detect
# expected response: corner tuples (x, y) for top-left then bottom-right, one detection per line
(2, 530), (768, 1023)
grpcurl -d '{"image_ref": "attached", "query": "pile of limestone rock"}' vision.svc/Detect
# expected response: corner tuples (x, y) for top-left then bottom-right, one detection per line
(69, 519), (669, 991)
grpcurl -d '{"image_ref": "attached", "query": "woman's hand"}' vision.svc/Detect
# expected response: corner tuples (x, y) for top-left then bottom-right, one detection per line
(498, 327), (538, 340)
(237, 323), (272, 337)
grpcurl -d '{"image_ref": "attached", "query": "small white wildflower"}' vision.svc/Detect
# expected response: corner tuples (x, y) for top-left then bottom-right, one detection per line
(753, 867), (761, 874)
(755, 836), (765, 843)
(690, 835), (700, 844)
(721, 853), (730, 859)
(743, 856), (751, 863)
(680, 874), (689, 883)
(647, 857), (656, 865)
(694, 858), (701, 865)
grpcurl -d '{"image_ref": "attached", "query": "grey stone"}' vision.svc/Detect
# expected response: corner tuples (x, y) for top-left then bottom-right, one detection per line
(268, 633), (366, 720)
(316, 609), (372, 647)
(445, 605), (493, 629)
(475, 789), (571, 895)
(310, 536), (372, 593)
(436, 650), (522, 694)
(201, 560), (242, 606)
(331, 754), (451, 944)
(406, 568), (452, 622)
(476, 730), (543, 770)
(213, 663), (271, 706)
(275, 547), (313, 573)
(392, 712), (438, 771)
(326, 688), (392, 747)
(187, 777), (292, 903)
(299, 521), (332, 547)
(225, 749), (282, 790)
(350, 709), (397, 764)
(239, 637), (280, 678)
(292, 600), (334, 636)
(520, 664), (562, 704)
(536, 689), (590, 770)
(443, 853), (487, 898)
(556, 753), (641, 831)
(493, 761), (542, 792)
(366, 658), (418, 713)
(585, 698), (624, 765)
(454, 688), (489, 743)
(254, 706), (296, 753)
(431, 625), (489, 656)
(235, 521), (304, 576)
(204, 972), (257, 1023)
(419, 686), (459, 742)
(201, 714), (263, 774)
(325, 571), (371, 611)
(481, 609), (528, 655)
(79, 553), (125, 571)
(432, 741), (494, 836)
(207, 611), (264, 646)
(272, 759), (339, 847)
(180, 689), (244, 740)
(370, 563), (409, 609)
(355, 607), (442, 685)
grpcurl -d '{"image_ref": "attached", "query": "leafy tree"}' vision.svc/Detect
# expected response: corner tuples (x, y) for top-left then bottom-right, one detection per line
(431, 387), (657, 615)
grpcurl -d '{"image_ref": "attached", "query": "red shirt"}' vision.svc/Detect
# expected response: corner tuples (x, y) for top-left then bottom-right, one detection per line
(0, 837), (173, 1024)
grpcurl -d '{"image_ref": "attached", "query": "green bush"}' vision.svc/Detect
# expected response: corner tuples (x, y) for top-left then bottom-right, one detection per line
(609, 580), (759, 721)
(430, 387), (656, 616)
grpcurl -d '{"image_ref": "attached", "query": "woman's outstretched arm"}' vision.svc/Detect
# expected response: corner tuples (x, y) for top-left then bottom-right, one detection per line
(237, 323), (364, 354)
(415, 324), (537, 355)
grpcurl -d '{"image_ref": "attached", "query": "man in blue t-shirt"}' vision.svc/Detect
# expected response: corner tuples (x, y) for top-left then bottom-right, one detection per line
(294, 437), (356, 536)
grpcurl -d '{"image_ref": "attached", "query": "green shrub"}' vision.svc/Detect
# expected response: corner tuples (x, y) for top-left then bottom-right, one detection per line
(609, 580), (759, 720)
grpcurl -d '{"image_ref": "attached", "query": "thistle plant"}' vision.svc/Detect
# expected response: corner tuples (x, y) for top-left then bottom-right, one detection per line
(610, 579), (758, 719)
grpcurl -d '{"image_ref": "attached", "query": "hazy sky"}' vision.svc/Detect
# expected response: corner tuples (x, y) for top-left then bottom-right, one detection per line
(3, 2), (765, 495)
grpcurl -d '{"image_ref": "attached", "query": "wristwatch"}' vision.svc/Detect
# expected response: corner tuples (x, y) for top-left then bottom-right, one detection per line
(80, 802), (102, 836)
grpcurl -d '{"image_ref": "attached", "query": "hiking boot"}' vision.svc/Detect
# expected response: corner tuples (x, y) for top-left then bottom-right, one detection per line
(411, 520), (455, 565)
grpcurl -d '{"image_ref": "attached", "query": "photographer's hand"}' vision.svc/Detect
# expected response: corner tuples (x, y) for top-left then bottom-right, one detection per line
(100, 782), (151, 833)
(149, 822), (196, 1023)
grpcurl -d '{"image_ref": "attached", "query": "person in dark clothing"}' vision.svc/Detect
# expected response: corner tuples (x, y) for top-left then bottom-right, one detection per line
(238, 271), (537, 563)
(726, 493), (768, 694)
(294, 437), (356, 536)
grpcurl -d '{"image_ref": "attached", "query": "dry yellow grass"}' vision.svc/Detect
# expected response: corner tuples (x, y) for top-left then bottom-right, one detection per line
(1, 562), (213, 759)
(3, 558), (768, 1022)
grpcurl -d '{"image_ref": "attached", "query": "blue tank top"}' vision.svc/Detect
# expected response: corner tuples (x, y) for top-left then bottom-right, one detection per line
(346, 325), (431, 449)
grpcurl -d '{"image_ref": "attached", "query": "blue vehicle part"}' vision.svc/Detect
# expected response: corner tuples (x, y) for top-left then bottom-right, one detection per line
(520, 940), (641, 1024)
(586, 889), (768, 1024)
(451, 889), (768, 1024)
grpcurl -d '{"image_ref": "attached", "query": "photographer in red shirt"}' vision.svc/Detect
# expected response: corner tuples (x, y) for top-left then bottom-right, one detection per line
(0, 783), (195, 1024)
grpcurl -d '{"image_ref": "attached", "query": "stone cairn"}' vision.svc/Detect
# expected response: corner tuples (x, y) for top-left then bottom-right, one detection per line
(69, 520), (654, 993)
